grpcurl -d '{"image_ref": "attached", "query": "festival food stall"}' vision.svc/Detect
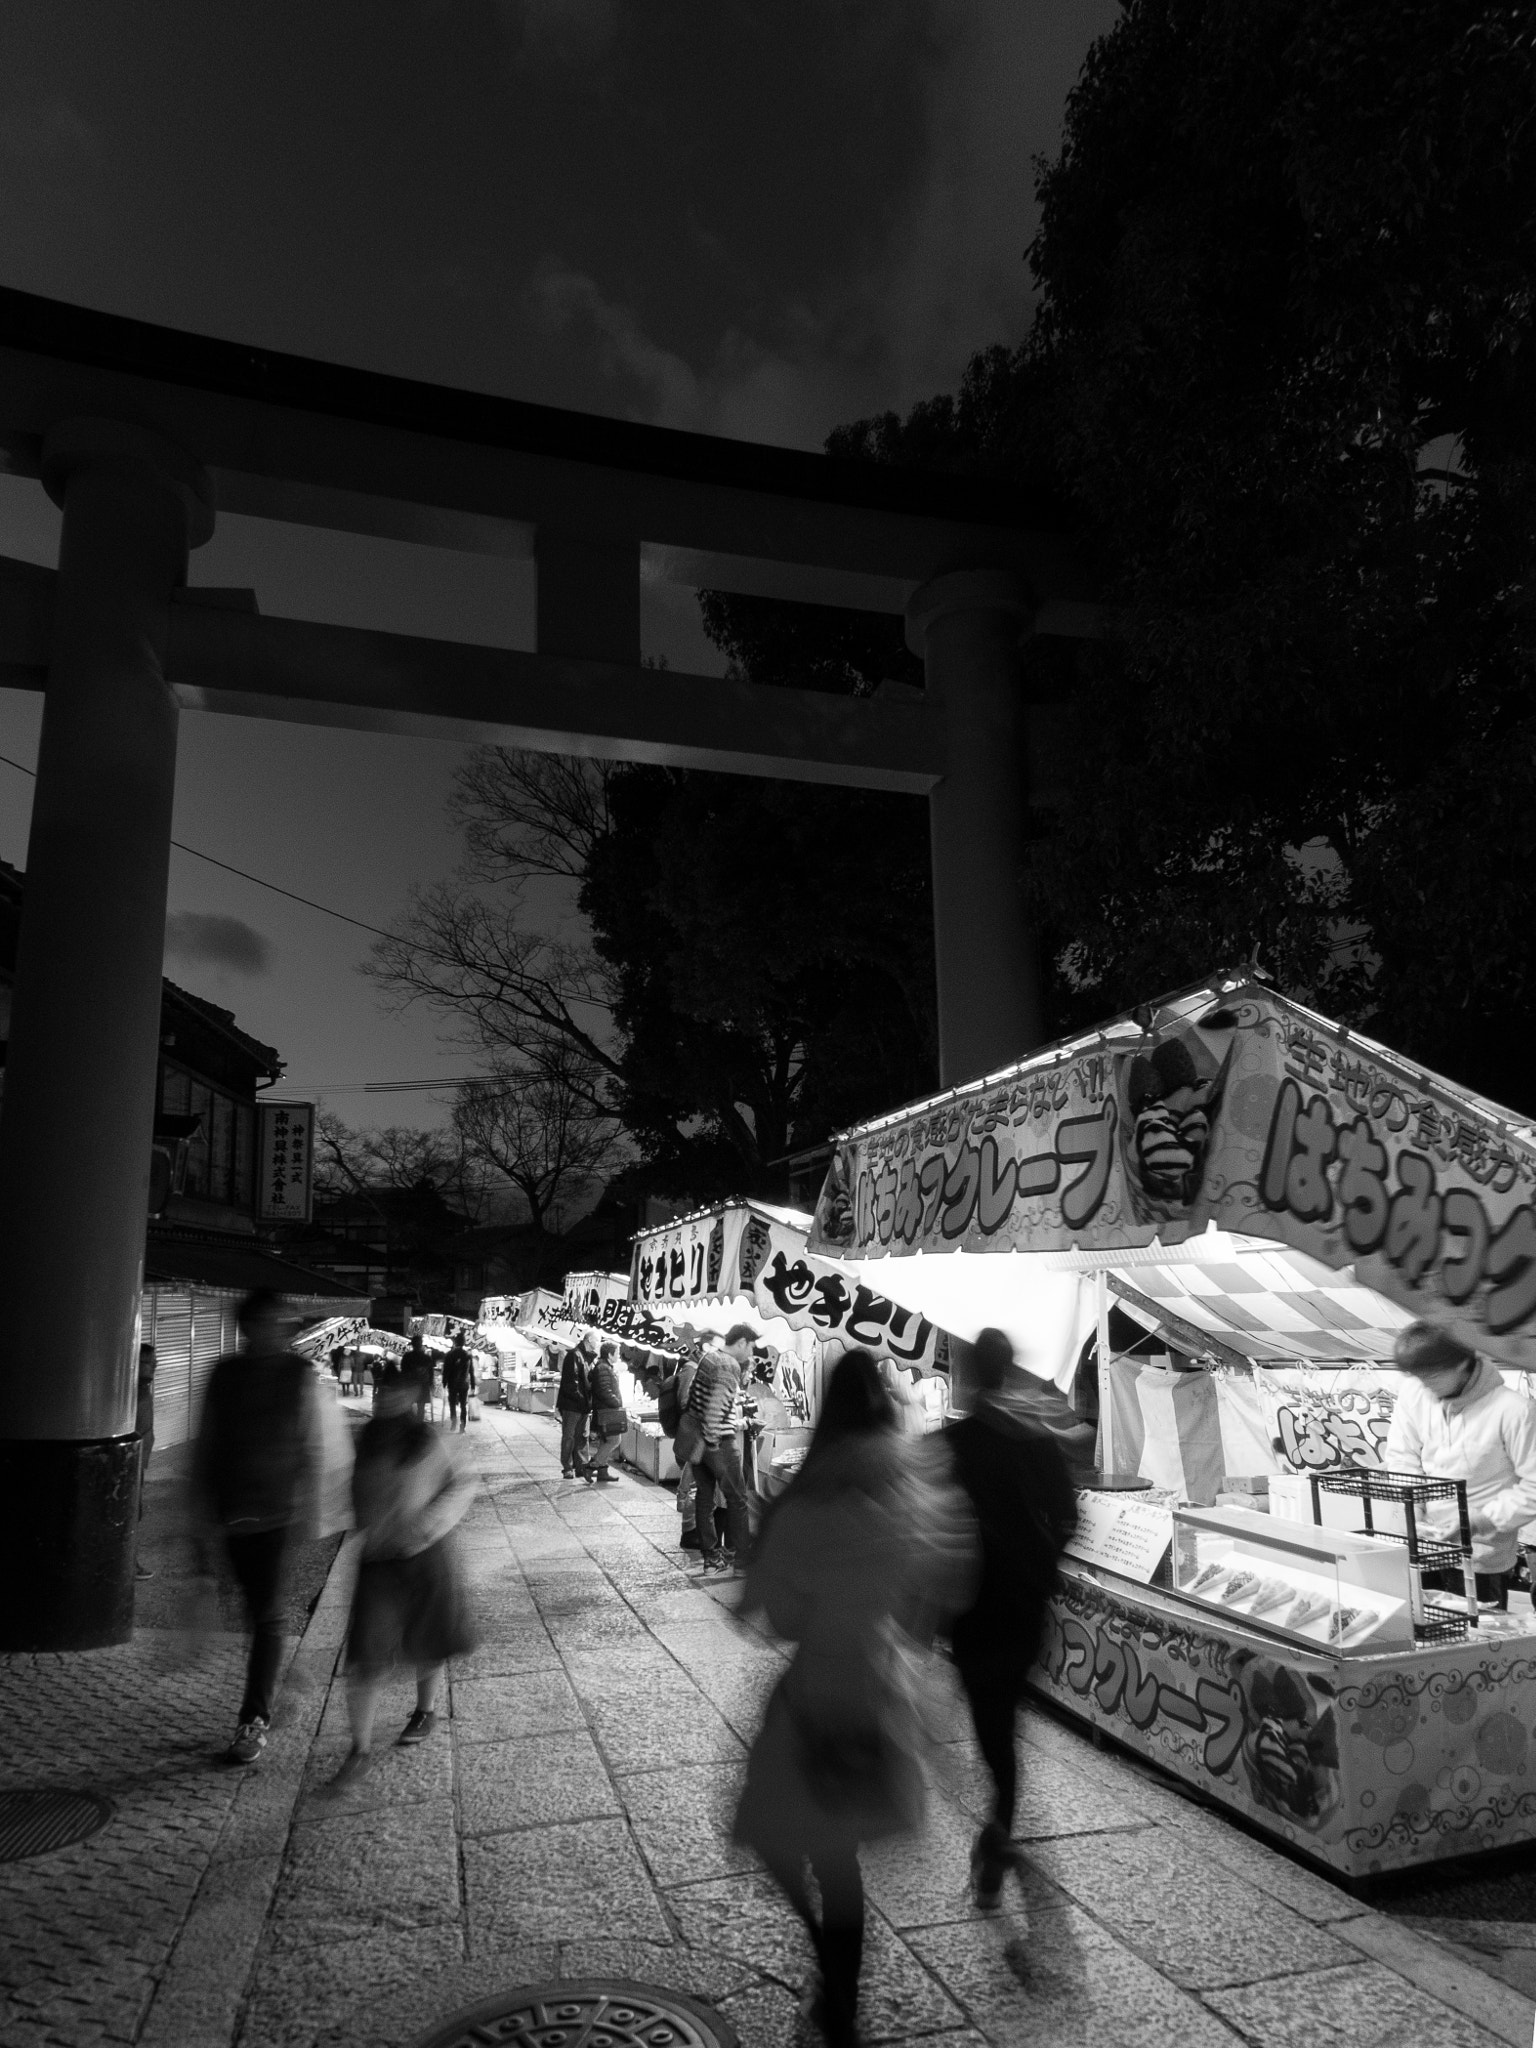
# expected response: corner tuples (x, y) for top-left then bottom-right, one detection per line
(807, 973), (1536, 1879)
(629, 1199), (955, 1493)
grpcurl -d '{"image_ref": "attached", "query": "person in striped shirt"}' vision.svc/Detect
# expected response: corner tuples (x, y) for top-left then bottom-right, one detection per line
(689, 1326), (756, 1574)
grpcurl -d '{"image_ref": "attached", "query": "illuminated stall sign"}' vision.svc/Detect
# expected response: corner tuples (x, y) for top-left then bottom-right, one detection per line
(810, 982), (1536, 1372)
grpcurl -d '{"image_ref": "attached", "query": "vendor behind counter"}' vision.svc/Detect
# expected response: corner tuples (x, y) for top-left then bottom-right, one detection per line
(1386, 1320), (1536, 1606)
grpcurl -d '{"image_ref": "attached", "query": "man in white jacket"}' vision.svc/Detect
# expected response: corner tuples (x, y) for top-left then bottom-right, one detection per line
(1385, 1321), (1536, 1606)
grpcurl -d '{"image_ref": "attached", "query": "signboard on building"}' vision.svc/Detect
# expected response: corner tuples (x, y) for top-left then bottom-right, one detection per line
(257, 1101), (315, 1222)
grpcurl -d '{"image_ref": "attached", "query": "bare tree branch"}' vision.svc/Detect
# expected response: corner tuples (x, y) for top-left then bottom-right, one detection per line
(449, 749), (614, 886)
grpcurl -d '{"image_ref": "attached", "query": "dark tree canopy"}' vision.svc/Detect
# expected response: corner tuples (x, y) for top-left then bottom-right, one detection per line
(580, 751), (936, 1200)
(838, 0), (1536, 1111)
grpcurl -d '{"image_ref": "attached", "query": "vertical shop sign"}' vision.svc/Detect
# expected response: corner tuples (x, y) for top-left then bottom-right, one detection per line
(258, 1101), (315, 1222)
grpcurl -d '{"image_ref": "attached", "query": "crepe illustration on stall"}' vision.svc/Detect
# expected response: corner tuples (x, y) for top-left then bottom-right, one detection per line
(1236, 1658), (1342, 1828)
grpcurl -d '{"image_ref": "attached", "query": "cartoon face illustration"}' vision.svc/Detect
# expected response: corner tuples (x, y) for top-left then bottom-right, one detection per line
(1126, 1035), (1222, 1206)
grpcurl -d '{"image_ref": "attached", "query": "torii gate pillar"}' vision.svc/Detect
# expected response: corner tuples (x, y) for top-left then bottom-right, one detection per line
(0, 419), (213, 1651)
(908, 570), (1043, 1087)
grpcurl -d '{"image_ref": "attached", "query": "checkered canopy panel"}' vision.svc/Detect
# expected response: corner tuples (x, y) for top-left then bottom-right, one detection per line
(1124, 1239), (1415, 1363)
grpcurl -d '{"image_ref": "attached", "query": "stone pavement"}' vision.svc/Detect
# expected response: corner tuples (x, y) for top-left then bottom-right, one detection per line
(3, 1406), (1535, 2048)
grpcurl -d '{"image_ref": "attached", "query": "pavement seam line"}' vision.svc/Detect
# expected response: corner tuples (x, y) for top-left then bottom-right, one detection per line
(133, 1534), (356, 2048)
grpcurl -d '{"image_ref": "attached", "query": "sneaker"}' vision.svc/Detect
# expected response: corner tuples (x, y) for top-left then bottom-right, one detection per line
(595, 1468), (619, 1484)
(397, 1709), (438, 1747)
(134, 1563), (155, 1580)
(561, 1466), (574, 1478)
(703, 1554), (732, 1574)
(223, 1718), (268, 1766)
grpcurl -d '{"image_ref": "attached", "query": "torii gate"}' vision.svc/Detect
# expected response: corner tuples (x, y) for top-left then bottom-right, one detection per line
(0, 288), (1095, 1648)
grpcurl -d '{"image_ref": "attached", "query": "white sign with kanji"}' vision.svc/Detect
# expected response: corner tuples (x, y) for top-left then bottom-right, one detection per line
(258, 1101), (315, 1222)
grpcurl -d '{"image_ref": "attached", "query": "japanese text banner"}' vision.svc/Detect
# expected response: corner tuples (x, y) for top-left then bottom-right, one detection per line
(808, 987), (1536, 1369)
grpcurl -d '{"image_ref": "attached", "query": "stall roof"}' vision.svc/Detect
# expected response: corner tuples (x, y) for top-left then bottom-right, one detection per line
(807, 974), (1536, 1373)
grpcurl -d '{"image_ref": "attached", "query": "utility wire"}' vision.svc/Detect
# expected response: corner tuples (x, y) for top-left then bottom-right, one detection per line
(0, 748), (613, 1011)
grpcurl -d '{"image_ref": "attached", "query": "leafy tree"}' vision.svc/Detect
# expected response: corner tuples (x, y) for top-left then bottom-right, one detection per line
(837, 0), (1536, 1110)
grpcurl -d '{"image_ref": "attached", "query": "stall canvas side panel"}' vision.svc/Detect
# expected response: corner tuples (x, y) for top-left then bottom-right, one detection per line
(1037, 1567), (1536, 1877)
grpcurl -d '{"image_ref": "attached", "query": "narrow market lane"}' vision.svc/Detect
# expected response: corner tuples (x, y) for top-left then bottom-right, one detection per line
(4, 1405), (1532, 2048)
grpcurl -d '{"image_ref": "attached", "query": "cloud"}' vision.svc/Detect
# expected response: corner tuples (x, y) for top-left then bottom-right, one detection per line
(163, 913), (272, 975)
(495, 0), (620, 67)
(0, 96), (104, 170)
(523, 1), (1117, 449)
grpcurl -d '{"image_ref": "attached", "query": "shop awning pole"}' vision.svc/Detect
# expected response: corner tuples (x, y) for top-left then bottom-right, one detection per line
(1095, 1270), (1114, 1476)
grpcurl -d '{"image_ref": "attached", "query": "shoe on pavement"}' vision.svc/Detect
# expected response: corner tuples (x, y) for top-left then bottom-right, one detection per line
(322, 1747), (374, 1795)
(971, 1824), (1009, 1910)
(595, 1468), (619, 1484)
(223, 1717), (269, 1766)
(561, 1466), (574, 1478)
(679, 1526), (701, 1550)
(134, 1562), (155, 1580)
(397, 1709), (438, 1746)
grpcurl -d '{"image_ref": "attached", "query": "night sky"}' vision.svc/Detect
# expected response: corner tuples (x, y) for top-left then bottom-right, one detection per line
(0, 0), (1115, 1126)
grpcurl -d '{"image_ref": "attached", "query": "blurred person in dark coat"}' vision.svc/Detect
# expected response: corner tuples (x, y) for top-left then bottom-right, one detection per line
(944, 1327), (1078, 1907)
(325, 1375), (477, 1793)
(192, 1290), (318, 1767)
(735, 1350), (975, 2047)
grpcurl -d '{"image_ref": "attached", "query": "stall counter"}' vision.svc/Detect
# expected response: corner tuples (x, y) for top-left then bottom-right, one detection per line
(1033, 1555), (1536, 1879)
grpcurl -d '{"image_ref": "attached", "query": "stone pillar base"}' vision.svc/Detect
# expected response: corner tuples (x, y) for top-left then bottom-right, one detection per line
(0, 1437), (139, 1650)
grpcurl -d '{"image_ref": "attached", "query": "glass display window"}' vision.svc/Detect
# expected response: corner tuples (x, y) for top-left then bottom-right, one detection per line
(1173, 1504), (1416, 1654)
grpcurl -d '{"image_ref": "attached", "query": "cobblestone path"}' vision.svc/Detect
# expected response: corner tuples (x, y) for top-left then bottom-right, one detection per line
(3, 1406), (1533, 2047)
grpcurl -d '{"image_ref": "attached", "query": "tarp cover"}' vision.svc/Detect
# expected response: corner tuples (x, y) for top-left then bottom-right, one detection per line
(808, 976), (1536, 1371)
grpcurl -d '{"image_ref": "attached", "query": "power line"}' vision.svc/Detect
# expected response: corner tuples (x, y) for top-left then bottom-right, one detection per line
(0, 748), (613, 1011)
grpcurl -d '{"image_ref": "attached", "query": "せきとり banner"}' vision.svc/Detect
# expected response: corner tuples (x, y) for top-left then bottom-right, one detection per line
(808, 984), (1536, 1369)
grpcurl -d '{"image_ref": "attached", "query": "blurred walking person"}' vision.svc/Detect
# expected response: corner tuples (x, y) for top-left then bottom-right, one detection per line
(734, 1350), (974, 2047)
(193, 1291), (348, 1766)
(443, 1335), (473, 1432)
(557, 1330), (596, 1477)
(944, 1327), (1077, 1907)
(327, 1373), (478, 1792)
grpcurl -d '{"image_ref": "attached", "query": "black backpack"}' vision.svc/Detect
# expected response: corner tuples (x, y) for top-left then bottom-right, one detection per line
(657, 1369), (682, 1436)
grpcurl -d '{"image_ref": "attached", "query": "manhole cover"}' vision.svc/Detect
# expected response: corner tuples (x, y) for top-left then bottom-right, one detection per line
(0, 1789), (113, 1863)
(412, 1980), (738, 2048)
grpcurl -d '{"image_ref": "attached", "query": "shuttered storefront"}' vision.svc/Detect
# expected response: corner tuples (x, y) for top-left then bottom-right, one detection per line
(145, 1287), (241, 1448)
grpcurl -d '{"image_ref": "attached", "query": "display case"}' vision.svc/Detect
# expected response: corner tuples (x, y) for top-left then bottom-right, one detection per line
(1172, 1503), (1416, 1653)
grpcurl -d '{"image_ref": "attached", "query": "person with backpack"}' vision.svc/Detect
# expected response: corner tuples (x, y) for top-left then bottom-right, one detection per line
(942, 1326), (1078, 1908)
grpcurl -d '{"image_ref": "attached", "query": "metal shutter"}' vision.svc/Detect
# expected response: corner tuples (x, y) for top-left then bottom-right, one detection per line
(150, 1289), (194, 1449)
(189, 1294), (225, 1437)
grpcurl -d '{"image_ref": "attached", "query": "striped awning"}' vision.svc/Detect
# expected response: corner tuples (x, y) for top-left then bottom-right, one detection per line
(1110, 1237), (1414, 1364)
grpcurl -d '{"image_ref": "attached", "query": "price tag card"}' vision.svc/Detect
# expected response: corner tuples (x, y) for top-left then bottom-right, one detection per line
(1065, 1491), (1174, 1584)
